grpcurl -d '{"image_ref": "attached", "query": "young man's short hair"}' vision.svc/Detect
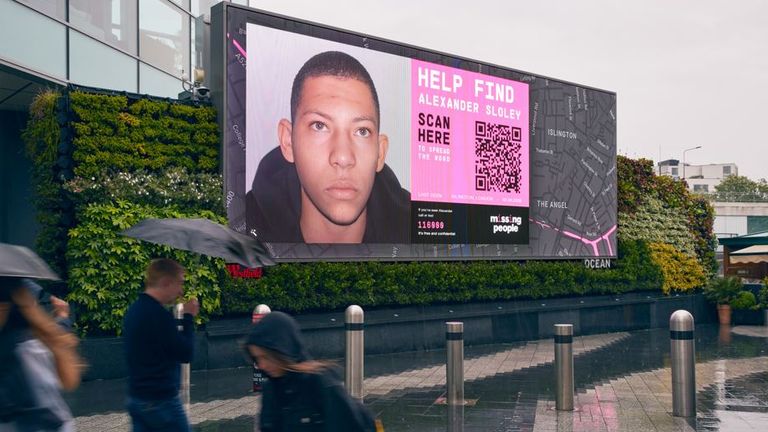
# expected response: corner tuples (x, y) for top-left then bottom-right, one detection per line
(145, 258), (184, 287)
(290, 51), (380, 126)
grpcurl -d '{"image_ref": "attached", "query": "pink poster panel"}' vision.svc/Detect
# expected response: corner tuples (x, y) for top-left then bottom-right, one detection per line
(410, 60), (529, 208)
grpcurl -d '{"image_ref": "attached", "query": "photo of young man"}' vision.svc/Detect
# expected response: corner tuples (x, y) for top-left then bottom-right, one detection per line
(246, 51), (410, 244)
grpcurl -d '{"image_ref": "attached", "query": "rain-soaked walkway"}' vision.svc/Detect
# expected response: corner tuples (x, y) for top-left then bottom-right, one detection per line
(67, 323), (768, 431)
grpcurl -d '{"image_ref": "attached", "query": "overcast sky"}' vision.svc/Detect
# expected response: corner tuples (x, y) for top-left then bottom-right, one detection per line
(251, 0), (768, 181)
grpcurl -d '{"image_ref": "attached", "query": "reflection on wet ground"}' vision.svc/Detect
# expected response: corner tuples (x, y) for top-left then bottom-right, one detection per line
(69, 324), (768, 431)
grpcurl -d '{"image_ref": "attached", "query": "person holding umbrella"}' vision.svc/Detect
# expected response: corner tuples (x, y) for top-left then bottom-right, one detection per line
(123, 258), (199, 432)
(0, 277), (83, 431)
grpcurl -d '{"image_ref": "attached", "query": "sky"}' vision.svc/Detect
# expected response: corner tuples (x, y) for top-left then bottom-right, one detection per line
(250, 0), (768, 181)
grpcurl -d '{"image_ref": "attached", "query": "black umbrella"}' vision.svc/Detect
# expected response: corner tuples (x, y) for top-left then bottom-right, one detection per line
(121, 218), (275, 268)
(0, 243), (61, 281)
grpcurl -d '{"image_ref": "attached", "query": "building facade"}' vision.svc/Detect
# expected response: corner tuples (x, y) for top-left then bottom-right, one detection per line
(657, 159), (738, 194)
(0, 0), (262, 246)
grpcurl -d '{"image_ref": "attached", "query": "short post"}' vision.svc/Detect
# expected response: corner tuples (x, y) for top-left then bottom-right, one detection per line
(670, 310), (696, 417)
(174, 304), (190, 411)
(446, 322), (464, 406)
(345, 305), (364, 400)
(764, 309), (768, 327)
(251, 304), (271, 392)
(554, 324), (574, 411)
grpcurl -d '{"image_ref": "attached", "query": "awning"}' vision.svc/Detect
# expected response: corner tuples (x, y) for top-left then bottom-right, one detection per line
(729, 245), (768, 264)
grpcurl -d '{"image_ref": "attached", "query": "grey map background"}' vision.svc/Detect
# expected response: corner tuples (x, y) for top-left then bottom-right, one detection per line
(221, 6), (616, 261)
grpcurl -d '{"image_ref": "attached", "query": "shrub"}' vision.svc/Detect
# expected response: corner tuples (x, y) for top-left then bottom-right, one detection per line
(730, 291), (756, 310)
(218, 239), (663, 316)
(703, 276), (743, 305)
(759, 280), (768, 309)
(647, 242), (706, 294)
(66, 201), (227, 334)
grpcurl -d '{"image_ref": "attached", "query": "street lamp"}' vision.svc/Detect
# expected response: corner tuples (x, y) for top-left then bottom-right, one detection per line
(682, 145), (702, 181)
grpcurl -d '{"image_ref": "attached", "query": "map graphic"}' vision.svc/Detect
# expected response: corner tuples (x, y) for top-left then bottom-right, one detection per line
(522, 76), (617, 258)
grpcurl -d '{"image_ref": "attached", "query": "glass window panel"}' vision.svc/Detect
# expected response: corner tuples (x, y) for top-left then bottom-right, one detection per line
(69, 0), (138, 55)
(15, 0), (65, 21)
(139, 62), (183, 98)
(166, 0), (190, 12)
(139, 0), (190, 78)
(70, 31), (138, 92)
(0, 1), (66, 79)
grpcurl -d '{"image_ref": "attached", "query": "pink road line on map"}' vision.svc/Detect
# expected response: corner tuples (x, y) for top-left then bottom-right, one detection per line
(600, 225), (617, 255)
(530, 218), (617, 257)
(232, 38), (246, 59)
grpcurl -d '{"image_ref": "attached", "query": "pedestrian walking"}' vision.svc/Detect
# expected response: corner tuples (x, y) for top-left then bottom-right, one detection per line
(123, 258), (199, 432)
(245, 311), (377, 431)
(0, 277), (83, 432)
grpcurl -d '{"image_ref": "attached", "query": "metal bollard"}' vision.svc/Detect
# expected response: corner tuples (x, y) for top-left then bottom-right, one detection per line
(670, 310), (696, 417)
(252, 304), (271, 392)
(447, 403), (464, 432)
(345, 305), (364, 400)
(446, 322), (464, 406)
(554, 324), (574, 411)
(174, 304), (190, 411)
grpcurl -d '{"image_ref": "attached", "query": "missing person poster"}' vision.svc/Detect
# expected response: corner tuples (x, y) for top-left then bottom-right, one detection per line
(244, 24), (529, 247)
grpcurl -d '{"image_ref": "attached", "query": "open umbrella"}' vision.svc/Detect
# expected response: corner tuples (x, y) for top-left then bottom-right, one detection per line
(0, 243), (61, 281)
(121, 218), (275, 268)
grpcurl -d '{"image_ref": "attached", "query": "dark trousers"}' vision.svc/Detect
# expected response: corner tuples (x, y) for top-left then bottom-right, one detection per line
(127, 395), (190, 432)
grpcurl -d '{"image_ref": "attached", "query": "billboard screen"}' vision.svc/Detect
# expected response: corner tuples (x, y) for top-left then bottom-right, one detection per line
(214, 5), (616, 262)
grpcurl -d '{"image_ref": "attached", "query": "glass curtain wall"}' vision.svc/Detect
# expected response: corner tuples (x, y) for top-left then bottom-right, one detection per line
(6, 0), (259, 97)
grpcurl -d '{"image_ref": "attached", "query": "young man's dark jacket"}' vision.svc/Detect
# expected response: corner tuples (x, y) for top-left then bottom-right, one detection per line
(246, 147), (410, 243)
(123, 293), (195, 401)
(246, 312), (375, 432)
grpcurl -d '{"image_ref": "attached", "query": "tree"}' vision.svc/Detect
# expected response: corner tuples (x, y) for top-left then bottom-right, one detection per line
(713, 175), (768, 202)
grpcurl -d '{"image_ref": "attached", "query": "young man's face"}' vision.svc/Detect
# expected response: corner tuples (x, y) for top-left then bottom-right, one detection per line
(279, 75), (388, 230)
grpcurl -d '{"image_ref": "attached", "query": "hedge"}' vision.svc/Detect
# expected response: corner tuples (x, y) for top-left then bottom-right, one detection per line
(220, 239), (663, 315)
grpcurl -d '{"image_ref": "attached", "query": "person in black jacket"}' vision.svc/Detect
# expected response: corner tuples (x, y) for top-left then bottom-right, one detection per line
(123, 259), (199, 432)
(246, 51), (410, 244)
(245, 311), (376, 431)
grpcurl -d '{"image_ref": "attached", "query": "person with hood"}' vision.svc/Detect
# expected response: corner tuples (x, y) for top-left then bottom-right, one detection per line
(0, 277), (83, 431)
(246, 50), (411, 244)
(245, 311), (376, 431)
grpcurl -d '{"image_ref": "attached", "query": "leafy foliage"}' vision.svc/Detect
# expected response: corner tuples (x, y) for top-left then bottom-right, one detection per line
(619, 196), (697, 257)
(703, 276), (744, 305)
(759, 278), (768, 309)
(66, 201), (227, 334)
(219, 239), (662, 315)
(64, 167), (224, 215)
(712, 175), (768, 202)
(617, 156), (717, 276)
(69, 92), (219, 178)
(647, 242), (706, 294)
(21, 89), (69, 275)
(730, 291), (756, 310)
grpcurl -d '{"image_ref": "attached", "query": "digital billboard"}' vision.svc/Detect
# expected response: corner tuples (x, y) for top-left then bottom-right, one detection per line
(212, 4), (617, 262)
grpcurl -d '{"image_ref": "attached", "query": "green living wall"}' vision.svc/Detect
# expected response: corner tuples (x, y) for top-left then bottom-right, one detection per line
(22, 89), (714, 335)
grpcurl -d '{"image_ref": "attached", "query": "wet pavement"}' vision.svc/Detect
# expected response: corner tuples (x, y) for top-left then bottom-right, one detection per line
(67, 323), (768, 431)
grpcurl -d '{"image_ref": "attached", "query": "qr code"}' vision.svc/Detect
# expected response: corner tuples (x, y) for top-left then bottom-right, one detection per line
(474, 121), (523, 193)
